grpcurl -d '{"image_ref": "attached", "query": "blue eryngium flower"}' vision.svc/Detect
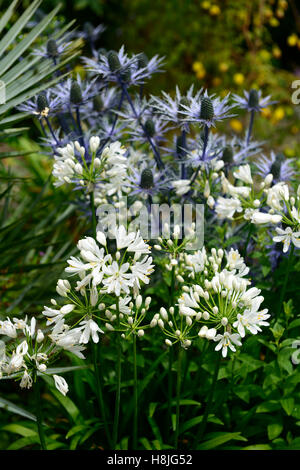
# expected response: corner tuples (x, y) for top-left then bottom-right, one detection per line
(83, 46), (164, 86)
(150, 85), (202, 130)
(255, 151), (296, 183)
(126, 162), (171, 197)
(232, 89), (276, 113)
(32, 37), (73, 61)
(54, 75), (98, 109)
(17, 91), (61, 118)
(181, 90), (236, 128)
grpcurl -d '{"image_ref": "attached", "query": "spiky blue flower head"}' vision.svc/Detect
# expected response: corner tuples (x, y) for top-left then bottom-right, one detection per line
(17, 91), (61, 118)
(54, 75), (98, 109)
(83, 46), (164, 86)
(255, 151), (296, 183)
(82, 87), (121, 126)
(181, 90), (236, 128)
(32, 36), (73, 60)
(232, 89), (276, 112)
(214, 135), (262, 167)
(151, 85), (202, 130)
(126, 160), (171, 197)
(117, 95), (152, 122)
(128, 114), (169, 146)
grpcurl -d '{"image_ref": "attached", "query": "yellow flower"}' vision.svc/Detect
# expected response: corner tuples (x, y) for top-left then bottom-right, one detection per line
(269, 18), (279, 27)
(279, 0), (288, 9)
(233, 73), (244, 85)
(264, 8), (273, 19)
(219, 62), (229, 73)
(272, 46), (282, 58)
(259, 49), (271, 61)
(287, 34), (298, 47)
(192, 61), (203, 72)
(284, 148), (295, 158)
(276, 8), (284, 18)
(230, 119), (243, 133)
(209, 5), (221, 16)
(196, 69), (206, 79)
(273, 107), (285, 121)
(201, 1), (211, 9)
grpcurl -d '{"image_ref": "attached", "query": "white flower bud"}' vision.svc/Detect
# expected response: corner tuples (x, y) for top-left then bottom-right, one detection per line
(136, 295), (143, 309)
(206, 328), (217, 340)
(60, 304), (75, 314)
(90, 136), (100, 153)
(36, 329), (44, 343)
(160, 307), (168, 320)
(96, 231), (107, 246)
(198, 325), (208, 337)
(202, 311), (210, 320)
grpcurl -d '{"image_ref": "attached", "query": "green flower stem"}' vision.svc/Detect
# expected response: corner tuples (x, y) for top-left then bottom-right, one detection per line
(133, 334), (138, 449)
(90, 192), (97, 238)
(246, 109), (255, 145)
(277, 244), (295, 316)
(243, 223), (253, 258)
(33, 373), (47, 450)
(92, 343), (112, 448)
(166, 346), (173, 441)
(174, 346), (184, 449)
(113, 300), (122, 449)
(166, 266), (176, 440)
(194, 352), (221, 446)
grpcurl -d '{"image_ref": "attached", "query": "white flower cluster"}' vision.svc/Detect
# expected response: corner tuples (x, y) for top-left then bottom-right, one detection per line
(152, 246), (269, 356)
(251, 182), (300, 253)
(0, 316), (68, 395)
(42, 226), (154, 347)
(52, 137), (127, 193)
(215, 164), (265, 221)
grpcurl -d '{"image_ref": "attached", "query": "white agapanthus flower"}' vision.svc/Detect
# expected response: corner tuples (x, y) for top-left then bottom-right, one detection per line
(215, 197), (242, 219)
(0, 317), (70, 395)
(173, 246), (269, 355)
(42, 226), (154, 341)
(273, 227), (300, 253)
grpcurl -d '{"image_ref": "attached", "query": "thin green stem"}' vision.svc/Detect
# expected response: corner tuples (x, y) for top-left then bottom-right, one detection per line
(92, 343), (112, 448)
(33, 373), (47, 450)
(90, 192), (97, 238)
(133, 334), (138, 449)
(166, 266), (176, 440)
(194, 352), (221, 446)
(166, 346), (173, 441)
(112, 299), (122, 449)
(243, 223), (253, 258)
(277, 244), (295, 316)
(174, 346), (183, 449)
